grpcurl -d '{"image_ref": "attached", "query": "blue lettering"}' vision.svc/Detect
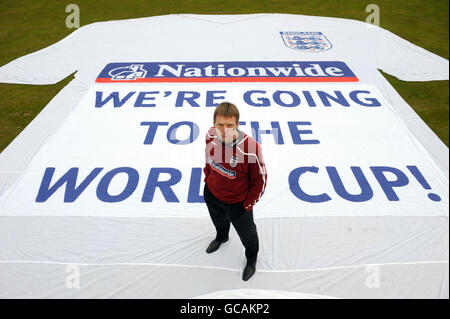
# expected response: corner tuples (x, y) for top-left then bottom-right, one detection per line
(175, 91), (201, 107)
(244, 90), (270, 107)
(36, 167), (103, 202)
(95, 91), (136, 108)
(141, 167), (182, 202)
(317, 90), (350, 107)
(327, 166), (373, 202)
(206, 90), (227, 106)
(288, 122), (319, 145)
(288, 166), (331, 203)
(250, 121), (284, 144)
(167, 121), (199, 145)
(187, 168), (204, 203)
(273, 90), (301, 107)
(140, 122), (169, 144)
(349, 90), (381, 107)
(302, 90), (317, 107)
(97, 167), (139, 202)
(135, 91), (159, 107)
(370, 166), (409, 201)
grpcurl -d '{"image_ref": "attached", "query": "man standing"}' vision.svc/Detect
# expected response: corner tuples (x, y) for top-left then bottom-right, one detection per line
(203, 102), (267, 281)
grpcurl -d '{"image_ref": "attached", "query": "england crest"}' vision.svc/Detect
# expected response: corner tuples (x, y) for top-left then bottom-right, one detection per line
(280, 32), (332, 52)
(230, 156), (238, 168)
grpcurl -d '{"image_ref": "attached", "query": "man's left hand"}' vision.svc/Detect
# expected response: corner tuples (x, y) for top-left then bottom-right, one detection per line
(243, 201), (253, 212)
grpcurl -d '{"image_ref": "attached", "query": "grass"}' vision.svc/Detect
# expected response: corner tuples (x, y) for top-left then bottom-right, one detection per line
(0, 0), (448, 151)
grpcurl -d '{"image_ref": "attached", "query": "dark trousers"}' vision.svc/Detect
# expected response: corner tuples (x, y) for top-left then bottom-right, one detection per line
(204, 182), (259, 265)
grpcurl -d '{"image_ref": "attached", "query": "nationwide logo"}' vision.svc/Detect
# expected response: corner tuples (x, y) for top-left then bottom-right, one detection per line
(280, 32), (332, 52)
(208, 158), (236, 179)
(108, 64), (147, 80)
(96, 61), (358, 83)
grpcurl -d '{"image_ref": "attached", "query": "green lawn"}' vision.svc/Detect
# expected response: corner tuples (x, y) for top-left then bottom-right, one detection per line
(0, 0), (448, 151)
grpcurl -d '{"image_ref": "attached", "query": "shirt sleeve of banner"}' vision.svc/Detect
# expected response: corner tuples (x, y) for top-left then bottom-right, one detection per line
(243, 143), (267, 212)
(374, 26), (449, 81)
(0, 28), (82, 85)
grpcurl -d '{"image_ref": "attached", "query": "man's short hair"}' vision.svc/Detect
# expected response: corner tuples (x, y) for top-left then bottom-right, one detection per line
(213, 102), (240, 124)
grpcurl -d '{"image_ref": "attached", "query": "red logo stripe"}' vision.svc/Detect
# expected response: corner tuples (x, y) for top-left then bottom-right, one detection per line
(96, 76), (359, 83)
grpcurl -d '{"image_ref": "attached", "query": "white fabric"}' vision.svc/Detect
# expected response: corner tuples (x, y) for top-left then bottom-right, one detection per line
(191, 289), (340, 299)
(0, 13), (448, 298)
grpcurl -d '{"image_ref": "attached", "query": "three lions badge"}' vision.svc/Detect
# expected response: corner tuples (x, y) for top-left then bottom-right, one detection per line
(280, 32), (332, 52)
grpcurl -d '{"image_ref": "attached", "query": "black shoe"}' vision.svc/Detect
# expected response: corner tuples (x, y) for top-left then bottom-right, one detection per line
(206, 238), (228, 254)
(242, 262), (256, 281)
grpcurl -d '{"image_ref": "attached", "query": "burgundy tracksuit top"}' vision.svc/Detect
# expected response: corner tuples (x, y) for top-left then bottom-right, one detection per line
(203, 126), (267, 211)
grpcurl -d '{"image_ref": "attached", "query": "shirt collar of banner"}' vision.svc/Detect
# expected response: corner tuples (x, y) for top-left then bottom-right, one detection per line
(217, 128), (243, 147)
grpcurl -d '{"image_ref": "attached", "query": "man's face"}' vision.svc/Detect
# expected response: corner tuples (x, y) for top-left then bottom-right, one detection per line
(214, 115), (239, 144)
